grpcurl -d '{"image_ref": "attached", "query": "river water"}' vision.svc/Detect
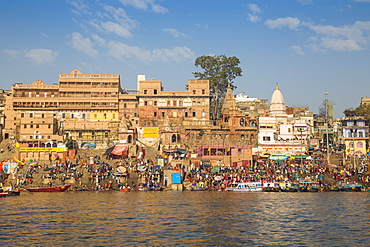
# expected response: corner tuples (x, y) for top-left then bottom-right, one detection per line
(1, 191), (369, 246)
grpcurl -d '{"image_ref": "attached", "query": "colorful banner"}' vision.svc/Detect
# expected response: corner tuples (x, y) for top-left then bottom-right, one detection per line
(143, 127), (159, 138)
(20, 147), (67, 152)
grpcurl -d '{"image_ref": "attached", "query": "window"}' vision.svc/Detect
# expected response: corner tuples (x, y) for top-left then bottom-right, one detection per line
(94, 114), (97, 118)
(30, 113), (33, 117)
(21, 113), (24, 118)
(154, 112), (157, 117)
(104, 113), (107, 119)
(167, 101), (171, 106)
(48, 125), (51, 129)
(202, 111), (206, 117)
(41, 114), (44, 118)
(79, 132), (82, 138)
(124, 103), (127, 108)
(185, 112), (188, 117)
(193, 90), (196, 94)
(71, 114), (74, 119)
(263, 136), (271, 141)
(179, 101), (183, 106)
(143, 120), (148, 126)
(24, 125), (27, 129)
(62, 113), (66, 119)
(349, 142), (354, 148)
(154, 101), (157, 106)
(153, 121), (157, 126)
(154, 89), (157, 94)
(113, 114), (115, 119)
(135, 103), (138, 108)
(144, 90), (147, 94)
(192, 112), (196, 117)
(161, 112), (165, 117)
(288, 128), (291, 133)
(173, 100), (177, 106)
(36, 125), (39, 128)
(30, 125), (33, 128)
(82, 113), (86, 119)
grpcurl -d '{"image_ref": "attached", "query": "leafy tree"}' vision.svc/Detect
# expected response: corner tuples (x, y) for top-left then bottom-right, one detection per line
(344, 104), (370, 121)
(192, 55), (242, 120)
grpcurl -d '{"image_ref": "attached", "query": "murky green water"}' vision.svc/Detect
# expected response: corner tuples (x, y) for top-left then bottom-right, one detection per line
(1, 191), (369, 246)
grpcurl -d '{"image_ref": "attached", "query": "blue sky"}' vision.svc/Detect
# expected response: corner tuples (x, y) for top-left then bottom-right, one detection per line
(1, 0), (370, 118)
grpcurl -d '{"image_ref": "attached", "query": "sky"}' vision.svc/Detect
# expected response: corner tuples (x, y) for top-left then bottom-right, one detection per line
(1, 0), (370, 118)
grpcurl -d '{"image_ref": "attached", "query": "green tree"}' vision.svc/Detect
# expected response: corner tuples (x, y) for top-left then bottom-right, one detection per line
(344, 104), (370, 121)
(192, 55), (242, 120)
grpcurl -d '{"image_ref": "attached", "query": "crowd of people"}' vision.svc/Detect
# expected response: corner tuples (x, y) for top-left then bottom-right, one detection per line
(1, 152), (370, 192)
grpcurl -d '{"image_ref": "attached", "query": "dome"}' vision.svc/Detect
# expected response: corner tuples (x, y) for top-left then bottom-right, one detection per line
(270, 83), (286, 116)
(271, 83), (285, 104)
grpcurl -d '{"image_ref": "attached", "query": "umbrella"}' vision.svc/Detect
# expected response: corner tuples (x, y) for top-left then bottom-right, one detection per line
(43, 167), (53, 171)
(214, 175), (223, 181)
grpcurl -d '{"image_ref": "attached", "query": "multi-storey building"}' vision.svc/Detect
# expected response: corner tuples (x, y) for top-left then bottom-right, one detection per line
(341, 116), (368, 157)
(59, 69), (121, 148)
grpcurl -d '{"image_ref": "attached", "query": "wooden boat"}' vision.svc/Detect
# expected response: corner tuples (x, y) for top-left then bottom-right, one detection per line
(279, 182), (299, 192)
(339, 183), (362, 192)
(26, 184), (71, 192)
(262, 182), (280, 192)
(299, 181), (320, 192)
(2, 186), (21, 196)
(0, 192), (8, 197)
(190, 186), (206, 191)
(228, 182), (263, 192)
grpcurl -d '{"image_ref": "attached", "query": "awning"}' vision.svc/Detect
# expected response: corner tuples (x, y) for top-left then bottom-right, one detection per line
(111, 145), (129, 156)
(104, 146), (115, 155)
(268, 155), (288, 160)
(291, 155), (308, 159)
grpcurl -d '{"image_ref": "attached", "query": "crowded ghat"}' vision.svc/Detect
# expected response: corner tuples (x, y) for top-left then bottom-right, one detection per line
(1, 145), (369, 194)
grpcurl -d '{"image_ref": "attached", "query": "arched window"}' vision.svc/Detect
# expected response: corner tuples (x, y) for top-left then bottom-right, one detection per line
(172, 134), (177, 143)
(128, 135), (132, 144)
(357, 142), (363, 148)
(240, 118), (245, 127)
(46, 143), (52, 147)
(349, 142), (354, 148)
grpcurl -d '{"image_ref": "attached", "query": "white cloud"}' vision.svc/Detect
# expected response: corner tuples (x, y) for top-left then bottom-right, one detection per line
(320, 38), (361, 51)
(119, 0), (168, 14)
(24, 49), (59, 64)
(92, 34), (106, 46)
(265, 17), (301, 29)
(292, 46), (305, 55)
(247, 4), (261, 23)
(69, 0), (91, 15)
(354, 0), (370, 2)
(107, 41), (194, 63)
(162, 28), (186, 38)
(4, 49), (22, 59)
(101, 21), (133, 38)
(247, 14), (260, 23)
(248, 3), (261, 14)
(303, 21), (370, 51)
(69, 32), (98, 58)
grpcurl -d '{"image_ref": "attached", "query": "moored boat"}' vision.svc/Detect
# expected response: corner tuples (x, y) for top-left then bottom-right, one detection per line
(26, 184), (71, 192)
(339, 183), (362, 192)
(228, 182), (263, 192)
(0, 192), (8, 197)
(279, 182), (299, 192)
(262, 182), (280, 192)
(299, 181), (320, 192)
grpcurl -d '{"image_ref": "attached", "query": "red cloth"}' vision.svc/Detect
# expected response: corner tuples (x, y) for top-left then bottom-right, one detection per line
(111, 145), (129, 156)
